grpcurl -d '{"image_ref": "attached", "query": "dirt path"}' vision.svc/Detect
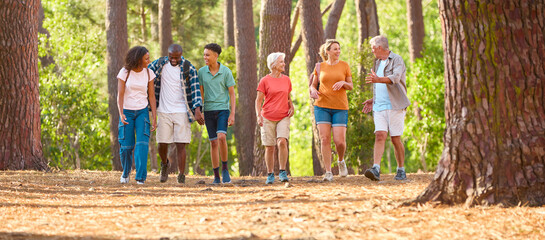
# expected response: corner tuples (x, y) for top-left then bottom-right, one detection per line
(0, 171), (544, 239)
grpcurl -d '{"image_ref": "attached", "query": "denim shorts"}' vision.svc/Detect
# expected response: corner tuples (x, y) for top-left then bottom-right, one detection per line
(314, 106), (348, 127)
(204, 110), (230, 140)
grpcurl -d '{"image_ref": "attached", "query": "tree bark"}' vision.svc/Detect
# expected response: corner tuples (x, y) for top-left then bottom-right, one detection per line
(253, 0), (292, 176)
(0, 0), (48, 171)
(324, 0), (346, 40)
(416, 0), (545, 206)
(159, 0), (172, 56)
(355, 0), (380, 46)
(150, 1), (158, 41)
(234, 0), (258, 176)
(38, 3), (55, 68)
(106, 0), (128, 171)
(289, 2), (333, 63)
(301, 0), (325, 176)
(141, 0), (147, 42)
(406, 0), (425, 62)
(224, 0), (235, 47)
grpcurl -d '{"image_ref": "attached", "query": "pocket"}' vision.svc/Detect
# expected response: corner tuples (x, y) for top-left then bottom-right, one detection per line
(144, 119), (151, 138)
(118, 122), (125, 141)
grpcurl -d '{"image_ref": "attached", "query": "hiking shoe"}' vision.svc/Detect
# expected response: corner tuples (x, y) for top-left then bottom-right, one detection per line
(322, 171), (333, 182)
(279, 171), (289, 182)
(395, 168), (407, 180)
(136, 180), (145, 185)
(222, 168), (231, 183)
(212, 177), (221, 185)
(338, 160), (348, 177)
(266, 173), (275, 184)
(120, 176), (129, 184)
(177, 173), (185, 184)
(160, 160), (169, 183)
(364, 166), (380, 181)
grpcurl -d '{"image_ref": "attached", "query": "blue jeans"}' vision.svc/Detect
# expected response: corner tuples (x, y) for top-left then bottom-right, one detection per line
(118, 108), (150, 181)
(204, 110), (230, 140)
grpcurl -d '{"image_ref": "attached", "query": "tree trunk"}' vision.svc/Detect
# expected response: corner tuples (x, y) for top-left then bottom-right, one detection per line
(38, 3), (56, 68)
(223, 0), (235, 47)
(289, 2), (333, 63)
(141, 0), (147, 42)
(324, 0), (346, 40)
(234, 0), (258, 176)
(106, 0), (128, 171)
(355, 0), (379, 78)
(0, 0), (48, 171)
(301, 0), (325, 176)
(406, 0), (424, 62)
(159, 0), (172, 56)
(416, 0), (545, 206)
(253, 0), (292, 176)
(150, 1), (158, 41)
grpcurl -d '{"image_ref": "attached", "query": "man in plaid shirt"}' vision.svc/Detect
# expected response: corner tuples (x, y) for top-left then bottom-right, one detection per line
(148, 44), (204, 184)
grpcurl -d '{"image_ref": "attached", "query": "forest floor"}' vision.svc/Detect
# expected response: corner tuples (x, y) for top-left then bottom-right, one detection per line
(0, 171), (544, 240)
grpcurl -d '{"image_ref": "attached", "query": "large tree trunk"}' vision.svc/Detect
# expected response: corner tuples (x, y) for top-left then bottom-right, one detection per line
(406, 0), (425, 62)
(301, 0), (325, 176)
(158, 0), (172, 56)
(355, 0), (379, 76)
(223, 0), (235, 47)
(324, 0), (346, 40)
(0, 0), (48, 170)
(416, 0), (545, 206)
(106, 0), (128, 171)
(140, 0), (147, 42)
(289, 2), (333, 63)
(253, 0), (292, 176)
(234, 0), (258, 176)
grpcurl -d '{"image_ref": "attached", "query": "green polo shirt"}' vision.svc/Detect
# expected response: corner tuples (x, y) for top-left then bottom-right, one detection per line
(198, 63), (236, 111)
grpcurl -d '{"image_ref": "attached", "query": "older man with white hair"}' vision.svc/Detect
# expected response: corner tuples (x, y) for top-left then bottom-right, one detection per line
(362, 35), (411, 181)
(255, 52), (294, 184)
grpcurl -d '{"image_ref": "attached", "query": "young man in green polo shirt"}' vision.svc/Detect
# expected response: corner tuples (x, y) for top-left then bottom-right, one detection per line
(198, 43), (236, 184)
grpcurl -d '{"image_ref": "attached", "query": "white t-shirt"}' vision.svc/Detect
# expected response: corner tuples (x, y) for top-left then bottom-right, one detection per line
(157, 63), (187, 113)
(117, 68), (156, 110)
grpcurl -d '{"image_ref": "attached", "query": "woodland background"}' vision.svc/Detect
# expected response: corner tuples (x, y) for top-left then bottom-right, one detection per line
(37, 0), (444, 177)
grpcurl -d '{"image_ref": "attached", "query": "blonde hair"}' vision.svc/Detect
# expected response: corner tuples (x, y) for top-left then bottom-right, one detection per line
(369, 35), (389, 50)
(267, 52), (286, 72)
(319, 39), (341, 61)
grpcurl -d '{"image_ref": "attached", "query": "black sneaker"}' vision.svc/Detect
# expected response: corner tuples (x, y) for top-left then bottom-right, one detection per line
(394, 169), (407, 180)
(160, 160), (169, 183)
(364, 166), (380, 181)
(177, 173), (185, 184)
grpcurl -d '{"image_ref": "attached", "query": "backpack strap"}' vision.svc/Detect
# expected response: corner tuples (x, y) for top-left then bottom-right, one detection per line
(180, 59), (196, 121)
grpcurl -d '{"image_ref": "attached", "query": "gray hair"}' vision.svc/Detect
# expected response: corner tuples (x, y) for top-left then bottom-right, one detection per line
(267, 52), (285, 71)
(369, 35), (389, 50)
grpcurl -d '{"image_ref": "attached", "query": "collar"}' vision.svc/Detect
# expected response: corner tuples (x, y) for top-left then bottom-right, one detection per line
(206, 62), (223, 74)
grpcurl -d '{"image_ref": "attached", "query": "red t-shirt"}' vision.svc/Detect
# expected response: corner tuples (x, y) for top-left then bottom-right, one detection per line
(257, 74), (292, 121)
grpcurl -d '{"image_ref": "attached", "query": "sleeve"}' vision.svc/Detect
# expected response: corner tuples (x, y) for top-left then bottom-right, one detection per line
(148, 58), (160, 73)
(225, 68), (236, 88)
(117, 68), (128, 81)
(386, 56), (406, 85)
(189, 64), (202, 109)
(148, 69), (156, 82)
(345, 62), (352, 77)
(288, 77), (292, 93)
(197, 68), (203, 85)
(257, 77), (266, 93)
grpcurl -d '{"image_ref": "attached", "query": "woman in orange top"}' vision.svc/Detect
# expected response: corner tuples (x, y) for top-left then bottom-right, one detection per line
(309, 39), (353, 182)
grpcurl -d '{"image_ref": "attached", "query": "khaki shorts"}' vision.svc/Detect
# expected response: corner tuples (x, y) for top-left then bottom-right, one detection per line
(156, 112), (191, 143)
(373, 109), (406, 137)
(261, 117), (290, 146)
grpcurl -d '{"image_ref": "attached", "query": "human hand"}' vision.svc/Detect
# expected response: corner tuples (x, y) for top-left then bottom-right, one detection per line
(228, 113), (235, 126)
(151, 117), (157, 131)
(120, 113), (128, 125)
(365, 69), (379, 84)
(257, 115), (263, 127)
(332, 81), (345, 91)
(195, 108), (205, 125)
(288, 106), (295, 117)
(309, 87), (321, 99)
(361, 99), (373, 113)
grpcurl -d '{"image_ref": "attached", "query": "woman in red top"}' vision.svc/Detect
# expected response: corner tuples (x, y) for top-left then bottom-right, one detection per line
(255, 52), (294, 184)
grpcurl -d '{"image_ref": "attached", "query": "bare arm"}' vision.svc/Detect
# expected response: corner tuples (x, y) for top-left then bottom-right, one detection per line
(309, 72), (320, 99)
(148, 80), (157, 131)
(228, 86), (236, 126)
(255, 91), (265, 126)
(117, 79), (128, 125)
(332, 76), (354, 91)
(288, 94), (295, 117)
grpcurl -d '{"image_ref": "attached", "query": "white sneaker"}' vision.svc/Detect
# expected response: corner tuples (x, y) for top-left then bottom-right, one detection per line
(120, 176), (129, 184)
(338, 160), (348, 177)
(136, 180), (145, 185)
(322, 171), (333, 182)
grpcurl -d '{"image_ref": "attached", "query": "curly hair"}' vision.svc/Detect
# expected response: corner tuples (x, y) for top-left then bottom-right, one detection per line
(319, 39), (341, 61)
(204, 43), (222, 55)
(124, 46), (149, 71)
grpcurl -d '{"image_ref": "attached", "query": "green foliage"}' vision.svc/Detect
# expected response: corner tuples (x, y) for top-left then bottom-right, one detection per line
(40, 0), (110, 170)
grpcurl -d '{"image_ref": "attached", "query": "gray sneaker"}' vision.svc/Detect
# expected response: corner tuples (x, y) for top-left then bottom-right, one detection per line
(364, 166), (380, 181)
(394, 169), (407, 180)
(160, 160), (169, 183)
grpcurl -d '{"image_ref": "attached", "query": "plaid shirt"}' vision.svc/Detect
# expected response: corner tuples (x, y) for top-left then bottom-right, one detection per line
(148, 56), (202, 123)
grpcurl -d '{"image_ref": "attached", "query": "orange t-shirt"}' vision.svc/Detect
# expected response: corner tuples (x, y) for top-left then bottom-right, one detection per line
(313, 60), (351, 110)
